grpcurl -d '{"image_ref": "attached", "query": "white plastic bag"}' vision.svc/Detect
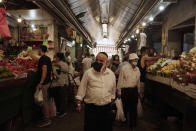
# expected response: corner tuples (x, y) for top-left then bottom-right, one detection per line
(137, 98), (143, 118)
(115, 99), (126, 122)
(34, 88), (43, 105)
(49, 98), (56, 118)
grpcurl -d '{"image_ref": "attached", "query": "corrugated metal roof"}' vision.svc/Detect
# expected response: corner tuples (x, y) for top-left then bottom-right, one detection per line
(67, 0), (142, 45)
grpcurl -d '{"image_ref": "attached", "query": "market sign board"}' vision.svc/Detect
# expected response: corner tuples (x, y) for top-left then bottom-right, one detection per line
(163, 0), (177, 3)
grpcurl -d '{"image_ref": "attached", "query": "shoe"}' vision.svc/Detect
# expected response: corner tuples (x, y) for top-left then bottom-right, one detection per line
(36, 120), (52, 128)
(58, 112), (67, 118)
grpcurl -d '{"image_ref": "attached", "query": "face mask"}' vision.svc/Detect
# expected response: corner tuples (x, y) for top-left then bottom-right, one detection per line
(92, 61), (103, 72)
(132, 62), (138, 66)
(115, 57), (119, 61)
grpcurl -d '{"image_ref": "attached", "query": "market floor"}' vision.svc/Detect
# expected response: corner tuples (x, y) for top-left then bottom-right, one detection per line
(23, 103), (181, 131)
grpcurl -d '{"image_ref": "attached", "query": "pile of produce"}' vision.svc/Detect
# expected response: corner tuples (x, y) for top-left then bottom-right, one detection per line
(0, 66), (14, 79)
(15, 58), (37, 70)
(173, 48), (196, 84)
(0, 60), (25, 75)
(147, 58), (168, 73)
(157, 60), (180, 77)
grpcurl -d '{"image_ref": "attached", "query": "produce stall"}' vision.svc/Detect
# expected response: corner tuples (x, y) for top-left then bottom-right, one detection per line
(145, 47), (196, 131)
(0, 47), (38, 125)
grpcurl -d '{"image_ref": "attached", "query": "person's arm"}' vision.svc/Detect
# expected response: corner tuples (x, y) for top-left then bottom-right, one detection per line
(40, 65), (47, 84)
(37, 65), (47, 88)
(141, 56), (160, 69)
(75, 71), (88, 112)
(111, 74), (116, 101)
(29, 53), (39, 62)
(117, 67), (125, 98)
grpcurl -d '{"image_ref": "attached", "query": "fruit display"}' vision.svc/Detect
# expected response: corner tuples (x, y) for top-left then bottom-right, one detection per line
(0, 66), (14, 79)
(18, 47), (32, 59)
(173, 48), (196, 84)
(15, 58), (37, 70)
(157, 60), (180, 77)
(147, 58), (168, 73)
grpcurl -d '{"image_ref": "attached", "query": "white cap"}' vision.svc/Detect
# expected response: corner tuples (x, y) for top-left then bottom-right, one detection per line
(129, 53), (139, 60)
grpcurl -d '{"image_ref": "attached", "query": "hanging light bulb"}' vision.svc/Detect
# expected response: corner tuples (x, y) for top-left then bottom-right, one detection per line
(159, 5), (165, 11)
(142, 22), (146, 27)
(136, 29), (140, 34)
(149, 16), (154, 22)
(17, 15), (22, 23)
(128, 38), (131, 41)
(131, 35), (135, 38)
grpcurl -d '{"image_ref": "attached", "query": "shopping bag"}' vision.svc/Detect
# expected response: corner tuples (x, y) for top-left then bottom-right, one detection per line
(115, 99), (126, 122)
(49, 98), (56, 118)
(34, 88), (43, 105)
(137, 98), (143, 118)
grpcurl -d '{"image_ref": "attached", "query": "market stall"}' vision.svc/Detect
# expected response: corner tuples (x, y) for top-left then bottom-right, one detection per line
(144, 47), (196, 131)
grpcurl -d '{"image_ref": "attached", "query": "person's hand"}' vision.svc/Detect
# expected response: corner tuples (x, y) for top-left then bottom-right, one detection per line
(117, 93), (121, 99)
(76, 104), (82, 113)
(36, 83), (42, 89)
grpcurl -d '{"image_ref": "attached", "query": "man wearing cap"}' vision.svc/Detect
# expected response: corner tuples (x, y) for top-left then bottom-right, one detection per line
(117, 53), (140, 131)
(76, 52), (116, 131)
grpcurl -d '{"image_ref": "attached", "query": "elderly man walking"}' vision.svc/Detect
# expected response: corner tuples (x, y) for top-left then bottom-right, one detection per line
(76, 52), (116, 131)
(117, 53), (141, 131)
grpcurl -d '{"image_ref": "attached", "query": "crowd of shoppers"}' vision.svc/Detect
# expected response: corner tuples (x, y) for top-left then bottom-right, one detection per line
(31, 45), (160, 131)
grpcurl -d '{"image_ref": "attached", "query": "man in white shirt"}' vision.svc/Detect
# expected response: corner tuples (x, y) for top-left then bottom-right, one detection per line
(82, 52), (93, 73)
(118, 53), (140, 131)
(76, 52), (116, 131)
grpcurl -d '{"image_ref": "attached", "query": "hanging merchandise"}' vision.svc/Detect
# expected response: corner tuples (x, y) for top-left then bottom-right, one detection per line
(76, 35), (80, 43)
(72, 31), (77, 39)
(43, 34), (49, 48)
(79, 36), (83, 44)
(138, 32), (147, 50)
(0, 8), (12, 39)
(66, 27), (73, 38)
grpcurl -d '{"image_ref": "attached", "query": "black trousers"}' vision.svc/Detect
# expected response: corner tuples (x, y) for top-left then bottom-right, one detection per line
(52, 85), (68, 113)
(121, 87), (138, 128)
(84, 103), (113, 131)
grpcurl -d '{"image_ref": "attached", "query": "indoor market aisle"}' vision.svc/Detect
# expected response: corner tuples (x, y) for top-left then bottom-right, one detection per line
(24, 104), (181, 131)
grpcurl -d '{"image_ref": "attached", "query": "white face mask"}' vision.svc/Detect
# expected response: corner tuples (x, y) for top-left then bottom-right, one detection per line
(132, 62), (138, 66)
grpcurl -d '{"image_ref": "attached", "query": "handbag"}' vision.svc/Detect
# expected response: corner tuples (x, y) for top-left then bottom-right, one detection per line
(34, 88), (43, 105)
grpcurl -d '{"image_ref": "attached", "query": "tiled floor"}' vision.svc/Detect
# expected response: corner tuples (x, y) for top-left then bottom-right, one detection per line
(23, 103), (181, 131)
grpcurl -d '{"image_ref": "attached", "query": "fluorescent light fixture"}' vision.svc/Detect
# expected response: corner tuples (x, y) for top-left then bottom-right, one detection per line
(136, 29), (140, 34)
(131, 35), (135, 38)
(17, 18), (22, 23)
(149, 16), (154, 21)
(31, 24), (35, 28)
(159, 5), (165, 11)
(102, 24), (108, 36)
(142, 22), (146, 26)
